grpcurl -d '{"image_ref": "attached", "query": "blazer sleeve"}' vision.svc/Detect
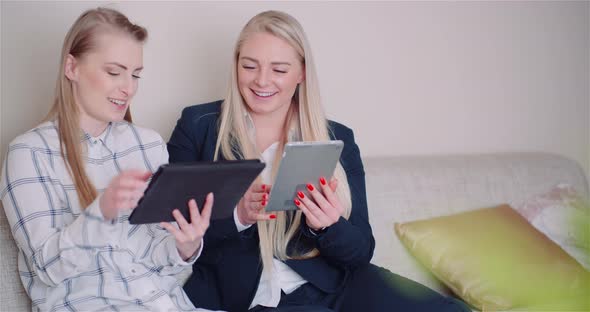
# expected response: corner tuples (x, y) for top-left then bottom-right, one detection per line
(307, 126), (375, 269)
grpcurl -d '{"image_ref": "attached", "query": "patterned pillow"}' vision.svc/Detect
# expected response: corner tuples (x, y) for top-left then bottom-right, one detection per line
(512, 183), (589, 270)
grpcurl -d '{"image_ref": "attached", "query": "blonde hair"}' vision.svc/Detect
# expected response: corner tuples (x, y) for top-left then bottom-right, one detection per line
(214, 10), (352, 273)
(45, 7), (147, 209)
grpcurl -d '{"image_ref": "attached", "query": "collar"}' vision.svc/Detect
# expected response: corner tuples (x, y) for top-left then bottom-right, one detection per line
(81, 122), (113, 146)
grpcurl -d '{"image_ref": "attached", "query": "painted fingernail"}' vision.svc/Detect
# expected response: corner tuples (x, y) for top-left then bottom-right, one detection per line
(261, 184), (266, 190)
(307, 184), (314, 191)
(269, 214), (276, 219)
(261, 200), (267, 206)
(263, 193), (268, 200)
(294, 199), (301, 206)
(320, 177), (327, 185)
(297, 191), (305, 199)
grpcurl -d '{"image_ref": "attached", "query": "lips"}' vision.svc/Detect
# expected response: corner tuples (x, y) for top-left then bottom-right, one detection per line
(108, 97), (126, 106)
(252, 89), (277, 98)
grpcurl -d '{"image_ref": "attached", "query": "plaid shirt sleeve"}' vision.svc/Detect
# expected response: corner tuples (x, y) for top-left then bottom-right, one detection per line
(1, 141), (126, 287)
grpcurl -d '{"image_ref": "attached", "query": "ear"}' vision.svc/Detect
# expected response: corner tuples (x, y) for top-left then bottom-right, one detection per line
(64, 54), (79, 81)
(298, 65), (306, 84)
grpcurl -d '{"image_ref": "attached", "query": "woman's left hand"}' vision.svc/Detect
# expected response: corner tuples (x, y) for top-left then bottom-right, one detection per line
(160, 192), (213, 261)
(295, 177), (342, 231)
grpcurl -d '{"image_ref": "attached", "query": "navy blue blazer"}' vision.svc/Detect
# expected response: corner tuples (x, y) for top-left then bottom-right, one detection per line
(167, 101), (375, 312)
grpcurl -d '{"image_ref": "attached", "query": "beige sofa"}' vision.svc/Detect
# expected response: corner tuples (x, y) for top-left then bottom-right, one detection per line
(2, 152), (588, 311)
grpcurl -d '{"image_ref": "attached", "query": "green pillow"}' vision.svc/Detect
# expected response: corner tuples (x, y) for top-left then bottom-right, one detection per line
(395, 204), (590, 311)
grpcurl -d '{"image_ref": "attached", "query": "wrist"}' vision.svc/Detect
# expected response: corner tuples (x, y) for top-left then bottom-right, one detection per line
(236, 207), (253, 226)
(308, 226), (327, 236)
(98, 195), (114, 221)
(179, 241), (200, 261)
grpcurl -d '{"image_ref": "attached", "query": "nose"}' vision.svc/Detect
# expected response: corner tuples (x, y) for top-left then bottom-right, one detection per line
(120, 75), (135, 97)
(254, 68), (270, 87)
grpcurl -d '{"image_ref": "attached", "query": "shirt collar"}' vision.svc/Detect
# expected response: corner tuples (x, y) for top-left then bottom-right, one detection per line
(81, 122), (113, 146)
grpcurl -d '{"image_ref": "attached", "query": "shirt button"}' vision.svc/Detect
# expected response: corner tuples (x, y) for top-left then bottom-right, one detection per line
(130, 268), (137, 274)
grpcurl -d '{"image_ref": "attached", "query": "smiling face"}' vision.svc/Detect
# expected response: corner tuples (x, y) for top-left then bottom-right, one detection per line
(237, 32), (305, 119)
(65, 31), (143, 136)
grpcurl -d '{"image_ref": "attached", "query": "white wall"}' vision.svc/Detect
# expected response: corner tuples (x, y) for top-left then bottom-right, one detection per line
(2, 1), (589, 177)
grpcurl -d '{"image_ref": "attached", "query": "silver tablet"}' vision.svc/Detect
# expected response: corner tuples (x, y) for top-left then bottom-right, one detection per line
(265, 140), (344, 212)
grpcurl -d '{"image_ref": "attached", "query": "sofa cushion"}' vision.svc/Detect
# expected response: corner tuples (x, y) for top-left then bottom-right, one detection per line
(364, 153), (589, 296)
(513, 183), (590, 270)
(394, 204), (590, 311)
(0, 203), (30, 310)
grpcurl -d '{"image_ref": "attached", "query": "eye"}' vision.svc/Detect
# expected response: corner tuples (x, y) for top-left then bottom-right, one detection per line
(132, 74), (141, 79)
(274, 69), (287, 74)
(242, 65), (256, 70)
(108, 72), (120, 76)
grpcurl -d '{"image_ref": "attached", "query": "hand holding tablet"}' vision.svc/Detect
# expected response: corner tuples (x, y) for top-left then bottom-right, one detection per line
(265, 140), (344, 212)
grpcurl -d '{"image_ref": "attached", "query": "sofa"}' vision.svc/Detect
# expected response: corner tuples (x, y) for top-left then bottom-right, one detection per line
(1, 152), (588, 311)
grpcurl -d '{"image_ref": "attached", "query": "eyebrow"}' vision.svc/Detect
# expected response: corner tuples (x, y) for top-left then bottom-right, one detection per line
(240, 56), (291, 66)
(105, 62), (144, 72)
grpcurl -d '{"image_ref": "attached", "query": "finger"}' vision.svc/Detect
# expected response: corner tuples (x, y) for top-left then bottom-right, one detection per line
(319, 177), (340, 208)
(296, 190), (327, 220)
(188, 199), (201, 224)
(256, 183), (268, 193)
(172, 209), (191, 232)
(200, 193), (213, 224)
(305, 183), (332, 213)
(115, 190), (141, 208)
(128, 190), (146, 209)
(122, 169), (152, 180)
(160, 222), (181, 237)
(248, 209), (275, 221)
(329, 177), (338, 192)
(256, 198), (268, 211)
(250, 191), (268, 202)
(115, 177), (148, 191)
(295, 199), (320, 228)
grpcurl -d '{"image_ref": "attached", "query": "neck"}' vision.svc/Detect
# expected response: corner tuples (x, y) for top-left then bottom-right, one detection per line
(79, 114), (109, 138)
(251, 106), (290, 153)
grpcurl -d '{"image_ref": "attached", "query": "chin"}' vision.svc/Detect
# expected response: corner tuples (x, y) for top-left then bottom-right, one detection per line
(246, 99), (283, 115)
(110, 113), (127, 122)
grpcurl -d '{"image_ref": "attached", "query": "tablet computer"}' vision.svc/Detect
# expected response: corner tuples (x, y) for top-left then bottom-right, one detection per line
(265, 140), (344, 212)
(129, 160), (265, 224)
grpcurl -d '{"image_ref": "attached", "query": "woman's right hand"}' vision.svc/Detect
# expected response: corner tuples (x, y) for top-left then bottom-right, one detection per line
(99, 170), (151, 220)
(236, 183), (275, 225)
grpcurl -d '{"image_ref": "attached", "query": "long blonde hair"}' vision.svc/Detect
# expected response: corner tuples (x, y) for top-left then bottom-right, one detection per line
(214, 11), (352, 273)
(45, 7), (147, 209)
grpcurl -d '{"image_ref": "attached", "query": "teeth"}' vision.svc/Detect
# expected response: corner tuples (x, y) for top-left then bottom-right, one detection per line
(109, 98), (126, 106)
(253, 90), (276, 97)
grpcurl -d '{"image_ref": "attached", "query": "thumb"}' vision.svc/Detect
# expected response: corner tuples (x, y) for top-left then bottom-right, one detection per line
(124, 169), (152, 181)
(329, 178), (338, 192)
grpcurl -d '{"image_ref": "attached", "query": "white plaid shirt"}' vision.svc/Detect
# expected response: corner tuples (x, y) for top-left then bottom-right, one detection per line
(1, 121), (213, 312)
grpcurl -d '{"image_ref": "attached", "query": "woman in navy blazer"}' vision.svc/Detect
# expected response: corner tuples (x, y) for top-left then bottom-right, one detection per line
(168, 10), (470, 312)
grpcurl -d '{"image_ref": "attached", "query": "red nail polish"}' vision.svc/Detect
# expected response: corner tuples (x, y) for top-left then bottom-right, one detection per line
(263, 193), (268, 200)
(269, 214), (276, 219)
(320, 177), (327, 185)
(262, 200), (267, 206)
(294, 199), (301, 206)
(307, 184), (314, 191)
(297, 191), (305, 199)
(261, 184), (266, 190)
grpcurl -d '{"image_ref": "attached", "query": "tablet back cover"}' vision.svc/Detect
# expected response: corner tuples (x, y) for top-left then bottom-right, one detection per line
(129, 160), (264, 224)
